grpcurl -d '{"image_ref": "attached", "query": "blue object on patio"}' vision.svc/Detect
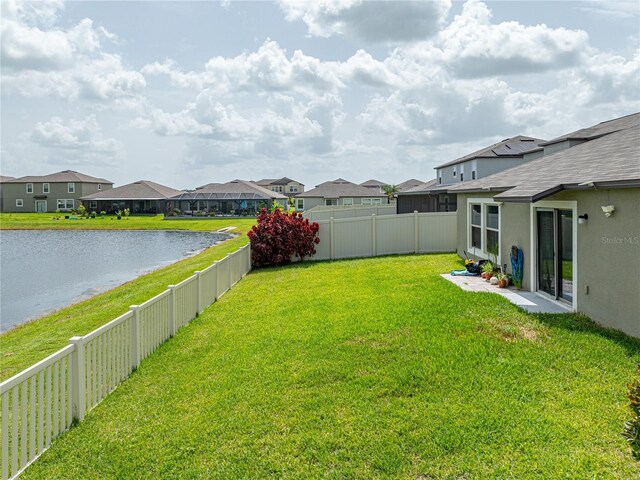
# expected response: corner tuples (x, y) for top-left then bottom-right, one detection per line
(451, 269), (479, 276)
(510, 246), (524, 288)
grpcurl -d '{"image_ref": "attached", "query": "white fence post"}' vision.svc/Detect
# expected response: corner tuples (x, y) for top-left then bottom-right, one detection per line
(167, 285), (176, 336)
(371, 214), (377, 257)
(330, 217), (335, 260)
(129, 305), (140, 370)
(195, 271), (202, 315)
(69, 336), (85, 421)
(414, 210), (419, 253)
(227, 254), (232, 288)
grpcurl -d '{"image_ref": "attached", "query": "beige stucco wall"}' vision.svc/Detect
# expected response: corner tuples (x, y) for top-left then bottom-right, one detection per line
(457, 188), (640, 338)
(551, 188), (640, 337)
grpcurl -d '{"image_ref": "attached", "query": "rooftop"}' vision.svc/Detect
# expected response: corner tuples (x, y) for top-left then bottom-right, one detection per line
(174, 180), (288, 200)
(436, 136), (546, 169)
(297, 179), (387, 199)
(8, 170), (113, 184)
(81, 180), (183, 201)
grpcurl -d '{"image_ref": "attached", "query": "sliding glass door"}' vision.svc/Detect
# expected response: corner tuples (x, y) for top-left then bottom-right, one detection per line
(536, 209), (574, 302)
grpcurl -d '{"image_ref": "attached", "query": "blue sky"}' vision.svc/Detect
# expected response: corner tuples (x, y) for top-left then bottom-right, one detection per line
(1, 0), (639, 189)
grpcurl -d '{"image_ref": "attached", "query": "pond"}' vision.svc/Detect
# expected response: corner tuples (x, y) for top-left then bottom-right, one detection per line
(0, 230), (231, 332)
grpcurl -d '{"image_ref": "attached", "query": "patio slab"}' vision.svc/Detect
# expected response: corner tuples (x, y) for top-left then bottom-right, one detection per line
(440, 274), (571, 314)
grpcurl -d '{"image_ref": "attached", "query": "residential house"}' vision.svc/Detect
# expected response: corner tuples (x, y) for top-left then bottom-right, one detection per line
(397, 136), (546, 213)
(294, 178), (388, 211)
(0, 176), (16, 212)
(81, 180), (183, 214)
(448, 112), (640, 337)
(359, 179), (388, 193)
(1, 170), (113, 213)
(255, 177), (305, 196)
(396, 179), (424, 192)
(170, 179), (287, 215)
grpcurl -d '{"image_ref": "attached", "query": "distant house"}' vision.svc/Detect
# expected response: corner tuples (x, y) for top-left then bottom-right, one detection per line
(254, 177), (305, 195)
(1, 170), (113, 213)
(170, 179), (287, 215)
(359, 179), (388, 194)
(396, 179), (423, 192)
(449, 112), (640, 338)
(81, 180), (183, 214)
(294, 178), (388, 211)
(0, 176), (16, 212)
(397, 136), (546, 213)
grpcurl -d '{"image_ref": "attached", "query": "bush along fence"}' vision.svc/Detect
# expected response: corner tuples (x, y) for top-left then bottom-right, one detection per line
(0, 244), (252, 480)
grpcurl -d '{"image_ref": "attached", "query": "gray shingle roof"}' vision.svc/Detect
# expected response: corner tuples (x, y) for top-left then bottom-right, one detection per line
(81, 180), (183, 201)
(360, 179), (388, 187)
(448, 124), (640, 201)
(541, 112), (640, 146)
(396, 179), (424, 191)
(8, 170), (112, 184)
(255, 177), (304, 186)
(173, 180), (288, 200)
(436, 135), (546, 169)
(0, 176), (16, 183)
(399, 179), (448, 195)
(297, 179), (387, 198)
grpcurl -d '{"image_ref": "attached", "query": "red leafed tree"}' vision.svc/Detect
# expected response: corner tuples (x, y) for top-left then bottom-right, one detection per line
(247, 209), (320, 267)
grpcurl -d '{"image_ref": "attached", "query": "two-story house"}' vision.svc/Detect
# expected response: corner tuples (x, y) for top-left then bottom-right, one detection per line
(254, 177), (305, 196)
(1, 170), (113, 213)
(397, 136), (546, 213)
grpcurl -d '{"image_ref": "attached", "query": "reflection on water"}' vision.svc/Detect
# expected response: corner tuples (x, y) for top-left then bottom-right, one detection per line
(0, 230), (230, 331)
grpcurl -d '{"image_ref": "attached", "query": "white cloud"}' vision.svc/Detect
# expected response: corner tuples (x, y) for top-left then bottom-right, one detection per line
(31, 115), (122, 162)
(278, 0), (451, 42)
(1, 1), (144, 103)
(579, 1), (639, 19)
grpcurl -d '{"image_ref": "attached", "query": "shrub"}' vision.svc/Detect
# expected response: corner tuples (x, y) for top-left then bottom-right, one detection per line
(100, 211), (106, 216)
(123, 208), (130, 217)
(623, 364), (640, 460)
(90, 211), (97, 218)
(77, 204), (86, 217)
(247, 209), (320, 268)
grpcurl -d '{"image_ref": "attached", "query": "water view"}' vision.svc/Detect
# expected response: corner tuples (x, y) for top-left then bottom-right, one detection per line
(0, 230), (230, 332)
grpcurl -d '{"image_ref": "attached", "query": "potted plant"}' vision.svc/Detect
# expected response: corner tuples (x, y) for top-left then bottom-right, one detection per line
(116, 210), (122, 220)
(496, 273), (508, 288)
(482, 261), (494, 281)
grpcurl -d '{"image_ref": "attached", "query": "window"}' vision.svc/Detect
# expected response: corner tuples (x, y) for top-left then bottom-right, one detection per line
(98, 184), (102, 191)
(471, 204), (482, 249)
(438, 172), (442, 185)
(468, 200), (501, 258)
(89, 200), (98, 210)
(26, 183), (33, 193)
(325, 199), (337, 206)
(362, 198), (372, 205)
(472, 171), (476, 180)
(453, 166), (457, 177)
(289, 185), (298, 193)
(471, 160), (477, 181)
(372, 198), (382, 205)
(57, 199), (74, 210)
(296, 198), (304, 210)
(16, 199), (24, 207)
(342, 198), (353, 206)
(68, 183), (75, 193)
(460, 165), (464, 182)
(43, 183), (50, 193)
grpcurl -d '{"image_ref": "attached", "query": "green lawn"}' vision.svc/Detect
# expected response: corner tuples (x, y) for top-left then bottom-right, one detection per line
(0, 213), (256, 378)
(17, 254), (640, 479)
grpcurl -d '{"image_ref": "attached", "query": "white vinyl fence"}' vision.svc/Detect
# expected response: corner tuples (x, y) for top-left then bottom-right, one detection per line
(304, 204), (396, 221)
(0, 244), (251, 480)
(310, 211), (456, 261)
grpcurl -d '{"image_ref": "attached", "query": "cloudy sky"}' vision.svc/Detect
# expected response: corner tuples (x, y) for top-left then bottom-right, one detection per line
(1, 0), (639, 189)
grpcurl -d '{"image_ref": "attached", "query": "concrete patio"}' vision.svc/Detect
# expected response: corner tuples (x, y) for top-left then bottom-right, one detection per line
(441, 274), (571, 314)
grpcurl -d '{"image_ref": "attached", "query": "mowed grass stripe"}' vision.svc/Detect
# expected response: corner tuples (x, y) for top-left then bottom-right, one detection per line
(20, 254), (640, 479)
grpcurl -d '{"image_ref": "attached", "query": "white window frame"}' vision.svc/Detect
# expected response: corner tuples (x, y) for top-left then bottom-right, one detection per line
(57, 199), (74, 210)
(16, 199), (24, 207)
(372, 198), (382, 205)
(342, 198), (353, 206)
(466, 198), (501, 261)
(362, 198), (372, 205)
(98, 184), (102, 191)
(289, 185), (298, 193)
(296, 198), (304, 210)
(438, 171), (442, 185)
(460, 165), (465, 182)
(453, 166), (457, 178)
(26, 183), (33, 194)
(68, 183), (75, 194)
(43, 183), (50, 194)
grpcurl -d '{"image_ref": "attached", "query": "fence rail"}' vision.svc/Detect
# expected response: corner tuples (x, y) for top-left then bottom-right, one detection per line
(310, 211), (457, 261)
(0, 244), (252, 480)
(304, 204), (396, 221)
